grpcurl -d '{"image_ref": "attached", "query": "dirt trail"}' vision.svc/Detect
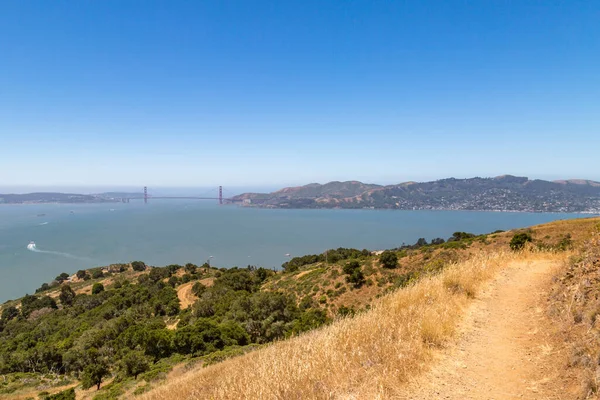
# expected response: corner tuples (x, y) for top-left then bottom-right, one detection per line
(177, 278), (214, 309)
(177, 282), (197, 309)
(402, 259), (566, 400)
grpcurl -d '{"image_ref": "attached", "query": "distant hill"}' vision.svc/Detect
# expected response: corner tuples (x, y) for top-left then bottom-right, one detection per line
(0, 192), (115, 204)
(553, 179), (600, 187)
(232, 175), (600, 213)
(234, 181), (381, 201)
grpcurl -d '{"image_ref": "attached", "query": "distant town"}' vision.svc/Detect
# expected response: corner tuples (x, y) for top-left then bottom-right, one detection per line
(232, 175), (600, 214)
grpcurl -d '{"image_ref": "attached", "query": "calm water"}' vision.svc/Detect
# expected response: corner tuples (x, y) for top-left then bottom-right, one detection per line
(0, 200), (594, 302)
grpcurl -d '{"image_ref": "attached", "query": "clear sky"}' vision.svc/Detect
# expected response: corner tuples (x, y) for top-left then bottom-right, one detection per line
(1, 1), (599, 190)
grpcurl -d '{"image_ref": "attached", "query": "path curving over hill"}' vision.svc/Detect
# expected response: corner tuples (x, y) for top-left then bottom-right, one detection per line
(401, 259), (568, 400)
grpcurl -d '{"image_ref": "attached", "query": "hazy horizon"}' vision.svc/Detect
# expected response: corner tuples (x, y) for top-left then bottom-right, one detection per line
(2, 173), (600, 195)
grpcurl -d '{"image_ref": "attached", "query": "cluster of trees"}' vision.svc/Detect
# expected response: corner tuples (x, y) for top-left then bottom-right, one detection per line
(0, 263), (329, 390)
(394, 232), (479, 252)
(36, 264), (131, 294)
(282, 248), (371, 272)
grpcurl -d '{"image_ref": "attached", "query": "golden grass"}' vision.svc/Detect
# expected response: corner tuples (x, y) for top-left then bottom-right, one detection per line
(141, 250), (551, 400)
(547, 232), (600, 398)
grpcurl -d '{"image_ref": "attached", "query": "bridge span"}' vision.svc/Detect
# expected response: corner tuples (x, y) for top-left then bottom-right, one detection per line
(141, 186), (236, 204)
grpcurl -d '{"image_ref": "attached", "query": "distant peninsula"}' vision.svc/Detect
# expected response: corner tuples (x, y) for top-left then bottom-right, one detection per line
(232, 175), (600, 213)
(0, 192), (140, 205)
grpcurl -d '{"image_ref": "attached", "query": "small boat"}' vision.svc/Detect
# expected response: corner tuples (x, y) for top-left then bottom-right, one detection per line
(27, 241), (36, 250)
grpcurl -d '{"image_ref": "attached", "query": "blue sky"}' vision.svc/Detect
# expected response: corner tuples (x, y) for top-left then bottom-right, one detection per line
(1, 1), (599, 190)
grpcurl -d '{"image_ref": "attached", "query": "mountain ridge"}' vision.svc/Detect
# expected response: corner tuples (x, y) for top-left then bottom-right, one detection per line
(232, 175), (600, 213)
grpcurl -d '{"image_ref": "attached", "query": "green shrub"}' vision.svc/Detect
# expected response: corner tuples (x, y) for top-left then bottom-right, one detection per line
(133, 384), (152, 396)
(92, 283), (104, 295)
(342, 260), (359, 274)
(42, 388), (75, 400)
(510, 232), (533, 250)
(556, 234), (573, 251)
(337, 305), (355, 317)
(345, 269), (365, 288)
(131, 261), (146, 271)
(379, 251), (398, 269)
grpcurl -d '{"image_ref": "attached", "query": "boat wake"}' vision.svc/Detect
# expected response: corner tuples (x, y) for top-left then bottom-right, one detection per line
(26, 242), (93, 262)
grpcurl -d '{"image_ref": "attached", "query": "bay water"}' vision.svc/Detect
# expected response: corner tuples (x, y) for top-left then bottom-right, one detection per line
(0, 200), (593, 302)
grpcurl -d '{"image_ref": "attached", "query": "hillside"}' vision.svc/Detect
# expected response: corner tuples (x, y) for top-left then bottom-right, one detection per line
(139, 217), (600, 399)
(232, 175), (600, 213)
(1, 217), (598, 399)
(233, 181), (381, 203)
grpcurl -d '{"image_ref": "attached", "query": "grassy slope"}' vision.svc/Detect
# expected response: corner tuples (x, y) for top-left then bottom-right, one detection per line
(139, 217), (600, 400)
(547, 225), (600, 398)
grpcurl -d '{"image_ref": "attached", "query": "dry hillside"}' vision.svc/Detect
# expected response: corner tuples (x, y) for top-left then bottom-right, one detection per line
(140, 217), (600, 400)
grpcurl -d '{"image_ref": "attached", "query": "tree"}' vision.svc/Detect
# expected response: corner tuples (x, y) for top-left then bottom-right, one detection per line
(510, 232), (533, 251)
(36, 282), (51, 293)
(256, 267), (269, 282)
(120, 350), (149, 379)
(1, 305), (19, 321)
(91, 269), (104, 279)
(92, 283), (104, 295)
(167, 276), (179, 287)
(76, 270), (87, 279)
(149, 267), (170, 283)
(166, 264), (182, 275)
(131, 261), (146, 271)
(448, 231), (475, 242)
(59, 285), (76, 306)
(379, 250), (398, 269)
(55, 272), (70, 283)
(342, 260), (365, 288)
(343, 260), (361, 275)
(81, 348), (110, 390)
(184, 263), (197, 273)
(144, 329), (174, 362)
(21, 294), (57, 317)
(346, 268), (365, 288)
(415, 238), (428, 247)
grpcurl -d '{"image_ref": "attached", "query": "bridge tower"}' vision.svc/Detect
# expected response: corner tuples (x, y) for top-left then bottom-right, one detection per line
(219, 186), (223, 205)
(144, 186), (148, 204)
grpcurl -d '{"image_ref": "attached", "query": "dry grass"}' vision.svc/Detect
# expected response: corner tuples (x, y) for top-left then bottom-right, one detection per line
(547, 230), (600, 399)
(141, 250), (537, 400)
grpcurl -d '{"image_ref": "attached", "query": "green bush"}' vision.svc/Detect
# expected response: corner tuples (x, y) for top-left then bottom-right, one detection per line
(42, 388), (75, 400)
(510, 232), (533, 250)
(92, 283), (104, 295)
(379, 251), (398, 269)
(131, 261), (146, 271)
(345, 269), (365, 288)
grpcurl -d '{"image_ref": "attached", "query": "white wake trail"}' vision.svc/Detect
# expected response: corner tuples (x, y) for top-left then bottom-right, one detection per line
(26, 242), (95, 262)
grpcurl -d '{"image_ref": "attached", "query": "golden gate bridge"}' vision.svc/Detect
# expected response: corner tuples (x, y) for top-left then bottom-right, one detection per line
(141, 186), (235, 204)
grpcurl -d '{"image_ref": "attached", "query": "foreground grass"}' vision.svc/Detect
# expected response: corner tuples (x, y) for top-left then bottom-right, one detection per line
(141, 250), (553, 400)
(548, 231), (600, 398)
